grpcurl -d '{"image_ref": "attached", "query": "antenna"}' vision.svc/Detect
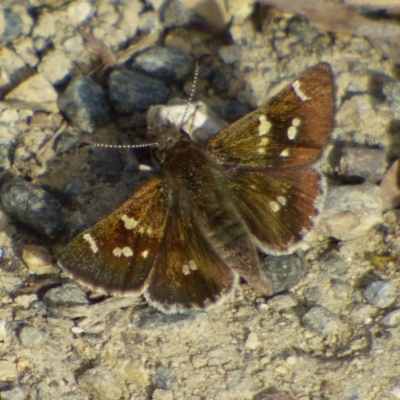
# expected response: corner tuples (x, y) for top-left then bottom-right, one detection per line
(80, 54), (212, 150)
(179, 54), (212, 129)
(79, 141), (158, 149)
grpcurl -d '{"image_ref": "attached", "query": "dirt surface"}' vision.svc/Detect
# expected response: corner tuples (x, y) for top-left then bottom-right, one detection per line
(0, 1), (400, 400)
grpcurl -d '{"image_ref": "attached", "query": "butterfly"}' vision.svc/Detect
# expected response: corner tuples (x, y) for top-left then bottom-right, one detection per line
(59, 62), (335, 313)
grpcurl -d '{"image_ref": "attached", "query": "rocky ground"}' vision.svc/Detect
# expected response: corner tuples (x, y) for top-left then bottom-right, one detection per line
(0, 1), (400, 399)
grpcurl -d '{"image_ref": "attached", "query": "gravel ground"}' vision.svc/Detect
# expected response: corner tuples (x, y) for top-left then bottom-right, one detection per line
(0, 1), (400, 399)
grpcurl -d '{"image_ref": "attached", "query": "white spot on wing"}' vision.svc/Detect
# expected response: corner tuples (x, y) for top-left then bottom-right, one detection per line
(258, 115), (272, 136)
(277, 196), (287, 206)
(189, 260), (198, 271)
(83, 233), (99, 254)
(122, 246), (133, 257)
(141, 250), (149, 259)
(269, 201), (280, 213)
(292, 80), (310, 101)
(121, 214), (138, 230)
(113, 247), (122, 257)
(280, 149), (290, 157)
(113, 246), (134, 257)
(292, 118), (301, 126)
(182, 264), (190, 275)
(287, 126), (297, 140)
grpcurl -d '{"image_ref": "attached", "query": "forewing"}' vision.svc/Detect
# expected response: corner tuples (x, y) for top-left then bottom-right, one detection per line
(206, 63), (335, 167)
(228, 167), (323, 254)
(144, 203), (237, 313)
(59, 178), (167, 293)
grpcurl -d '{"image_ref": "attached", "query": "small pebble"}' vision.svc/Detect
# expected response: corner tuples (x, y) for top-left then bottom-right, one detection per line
(19, 326), (46, 347)
(381, 309), (400, 327)
(67, 0), (93, 26)
(0, 360), (17, 382)
(37, 50), (73, 85)
(244, 332), (260, 350)
(134, 47), (192, 81)
(58, 76), (110, 133)
(320, 249), (348, 276)
(152, 389), (174, 400)
(22, 244), (58, 275)
(262, 254), (306, 294)
(337, 147), (386, 183)
(147, 103), (228, 144)
(302, 306), (343, 336)
(78, 366), (126, 400)
(0, 177), (65, 238)
(319, 183), (382, 241)
(267, 293), (298, 312)
(43, 283), (89, 307)
(151, 365), (173, 390)
(5, 73), (57, 103)
(383, 80), (400, 120)
(218, 44), (242, 64)
(363, 281), (397, 309)
(109, 70), (170, 113)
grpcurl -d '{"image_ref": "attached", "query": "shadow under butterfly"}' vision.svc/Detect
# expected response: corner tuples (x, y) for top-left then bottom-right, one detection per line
(59, 62), (335, 313)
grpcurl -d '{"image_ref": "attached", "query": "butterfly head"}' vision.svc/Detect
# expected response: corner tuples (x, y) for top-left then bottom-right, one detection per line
(148, 122), (190, 160)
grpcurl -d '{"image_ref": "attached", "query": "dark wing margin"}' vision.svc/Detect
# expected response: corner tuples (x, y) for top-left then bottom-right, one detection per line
(227, 167), (324, 254)
(144, 203), (237, 313)
(58, 177), (168, 294)
(206, 63), (335, 168)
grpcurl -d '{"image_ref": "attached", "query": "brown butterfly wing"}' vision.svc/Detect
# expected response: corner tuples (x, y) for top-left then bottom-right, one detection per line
(206, 62), (335, 168)
(144, 201), (237, 313)
(227, 167), (324, 254)
(59, 178), (168, 293)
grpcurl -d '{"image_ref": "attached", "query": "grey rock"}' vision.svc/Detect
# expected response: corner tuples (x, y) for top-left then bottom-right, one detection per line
(320, 249), (348, 276)
(219, 100), (249, 120)
(349, 304), (377, 324)
(302, 306), (343, 335)
(58, 76), (110, 133)
(19, 326), (45, 347)
(335, 146), (386, 183)
(0, 177), (65, 238)
(134, 47), (193, 81)
(318, 183), (382, 241)
(109, 71), (170, 113)
(0, 7), (30, 45)
(262, 254), (306, 294)
(152, 365), (173, 390)
(266, 293), (298, 312)
(86, 148), (123, 177)
(383, 80), (400, 120)
(381, 309), (400, 327)
(43, 284), (89, 307)
(137, 308), (202, 330)
(363, 281), (396, 309)
(209, 68), (230, 94)
(0, 387), (26, 400)
(218, 44), (243, 64)
(304, 286), (324, 307)
(78, 366), (126, 400)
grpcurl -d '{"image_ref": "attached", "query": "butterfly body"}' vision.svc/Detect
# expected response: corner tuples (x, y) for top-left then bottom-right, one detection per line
(59, 62), (335, 313)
